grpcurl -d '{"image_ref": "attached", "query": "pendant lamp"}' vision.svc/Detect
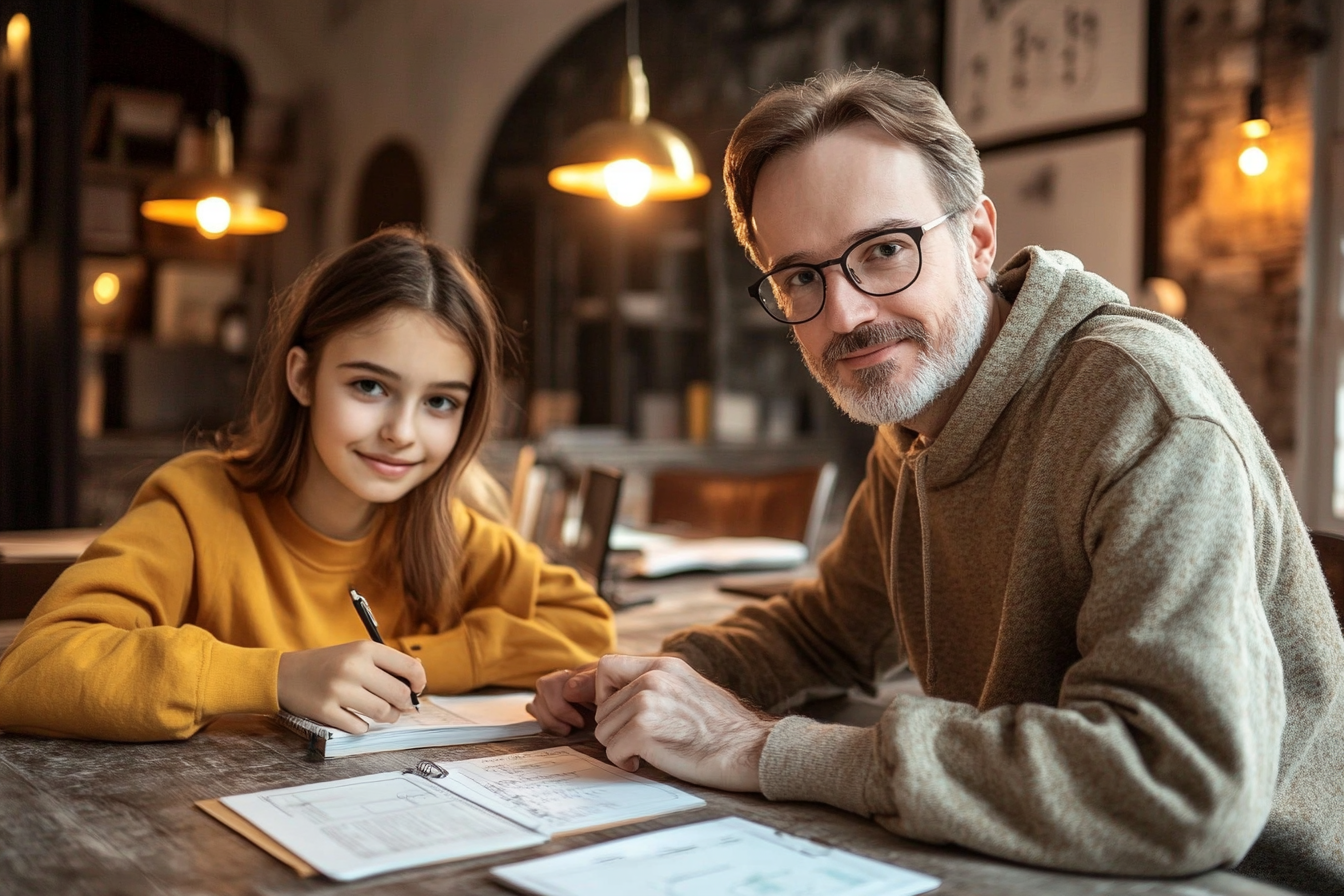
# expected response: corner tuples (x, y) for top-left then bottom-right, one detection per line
(141, 112), (287, 238)
(139, 0), (286, 238)
(1237, 83), (1270, 177)
(547, 0), (710, 207)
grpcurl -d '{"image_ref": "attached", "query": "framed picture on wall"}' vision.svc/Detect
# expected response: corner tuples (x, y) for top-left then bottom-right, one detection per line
(946, 0), (1148, 145)
(982, 128), (1145, 299)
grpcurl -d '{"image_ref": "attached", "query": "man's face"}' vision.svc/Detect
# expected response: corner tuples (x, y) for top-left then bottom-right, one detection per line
(750, 124), (990, 427)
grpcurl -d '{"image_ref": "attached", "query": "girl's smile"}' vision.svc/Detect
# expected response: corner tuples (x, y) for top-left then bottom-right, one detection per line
(285, 306), (476, 540)
(356, 451), (422, 478)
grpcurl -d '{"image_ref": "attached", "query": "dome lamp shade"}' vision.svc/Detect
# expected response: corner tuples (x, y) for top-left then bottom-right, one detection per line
(140, 113), (287, 238)
(547, 6), (710, 207)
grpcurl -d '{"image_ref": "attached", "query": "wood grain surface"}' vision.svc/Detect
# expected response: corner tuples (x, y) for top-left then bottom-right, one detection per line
(0, 578), (1303, 895)
(0, 714), (1298, 895)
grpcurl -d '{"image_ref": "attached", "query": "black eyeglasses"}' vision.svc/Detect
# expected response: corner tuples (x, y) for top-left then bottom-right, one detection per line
(747, 210), (956, 324)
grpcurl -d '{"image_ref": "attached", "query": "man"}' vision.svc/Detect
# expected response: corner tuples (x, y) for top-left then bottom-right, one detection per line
(529, 69), (1344, 894)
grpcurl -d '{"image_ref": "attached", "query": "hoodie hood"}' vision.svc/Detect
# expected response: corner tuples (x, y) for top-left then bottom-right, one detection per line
(874, 246), (1129, 485)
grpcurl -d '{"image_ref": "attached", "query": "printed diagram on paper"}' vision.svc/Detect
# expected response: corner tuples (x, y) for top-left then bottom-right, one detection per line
(261, 776), (521, 859)
(450, 749), (687, 830)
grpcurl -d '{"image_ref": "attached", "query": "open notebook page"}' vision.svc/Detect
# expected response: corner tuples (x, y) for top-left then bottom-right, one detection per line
(491, 816), (942, 896)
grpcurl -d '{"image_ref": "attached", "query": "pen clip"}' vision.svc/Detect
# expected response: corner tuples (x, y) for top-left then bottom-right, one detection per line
(349, 587), (380, 636)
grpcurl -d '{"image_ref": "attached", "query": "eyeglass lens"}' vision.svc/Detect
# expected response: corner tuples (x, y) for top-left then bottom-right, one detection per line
(758, 230), (922, 323)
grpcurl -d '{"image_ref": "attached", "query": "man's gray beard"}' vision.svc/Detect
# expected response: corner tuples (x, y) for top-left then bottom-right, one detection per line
(798, 265), (992, 427)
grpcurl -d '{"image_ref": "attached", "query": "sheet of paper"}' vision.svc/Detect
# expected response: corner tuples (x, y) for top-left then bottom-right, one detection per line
(438, 746), (705, 837)
(220, 771), (545, 881)
(295, 690), (541, 756)
(423, 692), (540, 726)
(634, 536), (809, 577)
(491, 816), (942, 896)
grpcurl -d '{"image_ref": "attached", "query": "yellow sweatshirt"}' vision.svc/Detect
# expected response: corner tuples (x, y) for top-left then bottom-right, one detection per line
(0, 451), (615, 741)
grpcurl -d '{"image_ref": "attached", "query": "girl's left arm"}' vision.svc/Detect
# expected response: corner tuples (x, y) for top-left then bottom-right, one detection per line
(393, 504), (615, 693)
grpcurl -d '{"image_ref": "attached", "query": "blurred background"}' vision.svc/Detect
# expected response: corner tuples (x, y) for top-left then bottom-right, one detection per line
(0, 0), (1339, 541)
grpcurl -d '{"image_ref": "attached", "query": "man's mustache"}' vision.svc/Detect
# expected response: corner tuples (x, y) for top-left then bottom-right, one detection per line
(822, 320), (929, 365)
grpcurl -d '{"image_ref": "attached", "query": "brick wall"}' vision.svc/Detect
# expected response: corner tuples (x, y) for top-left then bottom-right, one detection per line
(1164, 0), (1318, 451)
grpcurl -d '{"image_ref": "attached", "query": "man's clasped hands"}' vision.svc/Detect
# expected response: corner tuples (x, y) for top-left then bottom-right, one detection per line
(528, 655), (776, 793)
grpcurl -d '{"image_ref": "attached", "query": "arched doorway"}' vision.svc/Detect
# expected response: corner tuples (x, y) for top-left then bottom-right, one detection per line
(353, 141), (426, 240)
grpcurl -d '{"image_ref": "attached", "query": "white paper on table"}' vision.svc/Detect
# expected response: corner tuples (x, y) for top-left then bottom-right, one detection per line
(438, 746), (705, 837)
(632, 536), (809, 577)
(490, 816), (942, 896)
(220, 771), (545, 881)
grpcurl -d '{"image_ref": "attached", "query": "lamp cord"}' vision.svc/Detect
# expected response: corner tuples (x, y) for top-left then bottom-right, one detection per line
(213, 0), (231, 116)
(626, 0), (639, 58)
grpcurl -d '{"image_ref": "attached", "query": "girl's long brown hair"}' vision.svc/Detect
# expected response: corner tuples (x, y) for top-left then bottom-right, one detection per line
(226, 227), (502, 630)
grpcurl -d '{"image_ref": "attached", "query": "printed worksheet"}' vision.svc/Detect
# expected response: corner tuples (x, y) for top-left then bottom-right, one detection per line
(220, 771), (545, 881)
(439, 747), (705, 836)
(491, 816), (942, 896)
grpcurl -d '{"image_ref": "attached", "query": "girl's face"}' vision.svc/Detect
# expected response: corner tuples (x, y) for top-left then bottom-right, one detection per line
(285, 306), (475, 540)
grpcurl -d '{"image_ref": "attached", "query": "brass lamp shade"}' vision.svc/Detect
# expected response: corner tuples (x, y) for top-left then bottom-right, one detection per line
(141, 172), (288, 235)
(548, 54), (710, 204)
(139, 114), (287, 237)
(548, 118), (711, 201)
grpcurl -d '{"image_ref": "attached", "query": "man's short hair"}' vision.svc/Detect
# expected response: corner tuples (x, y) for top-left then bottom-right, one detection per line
(724, 68), (984, 266)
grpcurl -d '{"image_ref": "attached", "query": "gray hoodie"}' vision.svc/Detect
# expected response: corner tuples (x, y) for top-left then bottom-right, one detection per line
(665, 247), (1344, 894)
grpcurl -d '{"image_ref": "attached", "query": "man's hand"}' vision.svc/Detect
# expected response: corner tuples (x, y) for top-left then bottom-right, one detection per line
(590, 655), (776, 792)
(277, 641), (426, 734)
(529, 661), (599, 735)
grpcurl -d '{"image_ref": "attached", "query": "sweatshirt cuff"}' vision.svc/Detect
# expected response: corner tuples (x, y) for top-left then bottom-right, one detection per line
(398, 626), (474, 694)
(759, 714), (878, 816)
(200, 640), (282, 717)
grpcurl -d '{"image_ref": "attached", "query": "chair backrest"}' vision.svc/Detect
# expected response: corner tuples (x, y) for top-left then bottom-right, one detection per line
(508, 444), (537, 532)
(1308, 529), (1344, 630)
(566, 466), (624, 592)
(649, 462), (838, 557)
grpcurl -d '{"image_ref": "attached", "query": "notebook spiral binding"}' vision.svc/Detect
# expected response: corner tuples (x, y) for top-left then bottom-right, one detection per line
(404, 759), (449, 778)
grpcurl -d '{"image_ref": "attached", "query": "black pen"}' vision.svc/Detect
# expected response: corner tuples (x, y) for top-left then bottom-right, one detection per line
(349, 587), (420, 711)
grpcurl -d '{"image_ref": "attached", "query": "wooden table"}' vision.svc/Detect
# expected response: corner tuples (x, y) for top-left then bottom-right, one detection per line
(0, 578), (1301, 895)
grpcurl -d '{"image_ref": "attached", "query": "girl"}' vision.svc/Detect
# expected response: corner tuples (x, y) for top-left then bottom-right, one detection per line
(0, 228), (615, 740)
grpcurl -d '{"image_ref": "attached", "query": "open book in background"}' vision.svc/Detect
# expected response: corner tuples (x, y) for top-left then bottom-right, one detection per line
(491, 816), (941, 896)
(204, 746), (706, 881)
(275, 691), (541, 759)
(610, 524), (809, 578)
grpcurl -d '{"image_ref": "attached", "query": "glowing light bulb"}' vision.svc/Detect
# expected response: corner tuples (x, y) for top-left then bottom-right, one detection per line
(1238, 145), (1268, 177)
(603, 159), (652, 207)
(195, 196), (232, 237)
(92, 273), (120, 305)
(6, 14), (30, 57)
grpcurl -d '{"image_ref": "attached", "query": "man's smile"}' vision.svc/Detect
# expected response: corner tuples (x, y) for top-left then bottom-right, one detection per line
(837, 338), (909, 370)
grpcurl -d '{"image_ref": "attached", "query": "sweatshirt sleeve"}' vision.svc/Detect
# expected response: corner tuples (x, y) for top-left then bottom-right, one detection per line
(663, 441), (905, 711)
(394, 505), (615, 693)
(755, 417), (1285, 876)
(0, 475), (282, 741)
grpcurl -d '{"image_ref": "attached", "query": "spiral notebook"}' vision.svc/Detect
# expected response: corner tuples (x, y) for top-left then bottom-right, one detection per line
(275, 692), (542, 758)
(201, 746), (705, 881)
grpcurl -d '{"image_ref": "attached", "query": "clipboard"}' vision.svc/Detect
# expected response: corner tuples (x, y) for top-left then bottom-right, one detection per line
(196, 798), (317, 878)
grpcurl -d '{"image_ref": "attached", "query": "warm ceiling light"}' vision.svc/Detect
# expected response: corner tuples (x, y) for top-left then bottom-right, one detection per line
(140, 113), (287, 236)
(1237, 82), (1270, 176)
(1239, 145), (1269, 176)
(603, 159), (654, 206)
(6, 13), (29, 60)
(1240, 118), (1270, 140)
(195, 196), (232, 237)
(547, 1), (711, 206)
(92, 272), (120, 305)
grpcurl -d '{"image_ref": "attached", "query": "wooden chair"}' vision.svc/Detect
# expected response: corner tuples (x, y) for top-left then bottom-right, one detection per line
(649, 463), (837, 557)
(1308, 529), (1344, 629)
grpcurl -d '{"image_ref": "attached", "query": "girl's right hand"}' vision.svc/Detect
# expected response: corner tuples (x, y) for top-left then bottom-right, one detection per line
(277, 642), (427, 734)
